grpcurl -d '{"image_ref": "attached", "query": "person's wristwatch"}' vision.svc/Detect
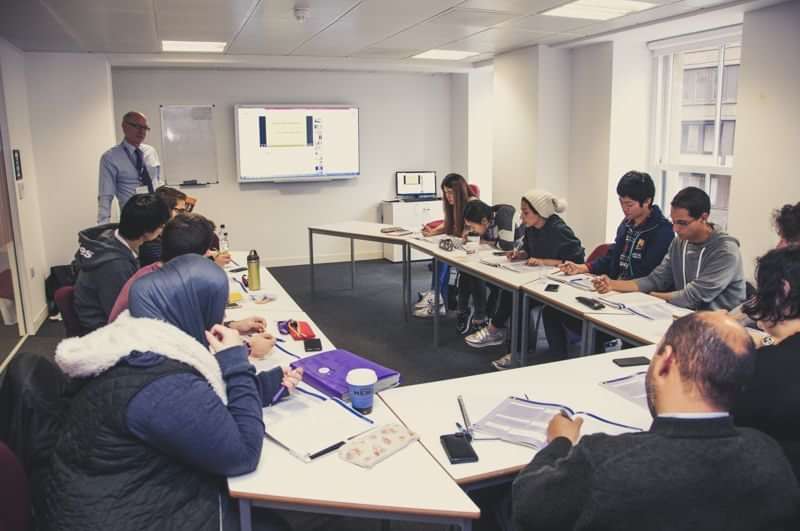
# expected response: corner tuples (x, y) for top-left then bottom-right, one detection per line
(762, 335), (775, 346)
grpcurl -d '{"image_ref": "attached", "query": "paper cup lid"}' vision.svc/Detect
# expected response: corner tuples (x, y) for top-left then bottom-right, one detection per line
(346, 368), (377, 385)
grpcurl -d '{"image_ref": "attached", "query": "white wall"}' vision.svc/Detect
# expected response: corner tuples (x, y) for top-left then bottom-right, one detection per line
(113, 68), (454, 266)
(450, 73), (468, 179)
(0, 38), (49, 332)
(606, 38), (652, 244)
(567, 43), (614, 255)
(25, 53), (116, 268)
(536, 46), (572, 202)
(493, 46), (539, 207)
(468, 65), (494, 205)
(729, 0), (800, 276)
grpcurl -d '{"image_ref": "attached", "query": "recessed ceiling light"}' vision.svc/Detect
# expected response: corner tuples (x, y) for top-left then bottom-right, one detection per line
(412, 49), (480, 61)
(162, 40), (227, 53)
(541, 0), (656, 21)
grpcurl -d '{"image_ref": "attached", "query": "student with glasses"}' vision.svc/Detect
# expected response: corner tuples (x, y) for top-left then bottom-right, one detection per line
(98, 111), (162, 224)
(594, 186), (747, 311)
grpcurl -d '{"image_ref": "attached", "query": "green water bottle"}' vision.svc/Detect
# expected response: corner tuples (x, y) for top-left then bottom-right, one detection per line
(247, 250), (261, 291)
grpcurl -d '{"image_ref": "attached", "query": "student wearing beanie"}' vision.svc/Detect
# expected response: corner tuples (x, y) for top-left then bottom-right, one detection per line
(465, 190), (584, 370)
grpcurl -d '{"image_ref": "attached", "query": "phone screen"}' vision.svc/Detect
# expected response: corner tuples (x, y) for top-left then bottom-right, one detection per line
(545, 283), (560, 292)
(304, 338), (323, 352)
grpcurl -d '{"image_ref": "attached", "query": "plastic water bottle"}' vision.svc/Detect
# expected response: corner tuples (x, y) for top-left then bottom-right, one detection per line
(220, 231), (230, 253)
(247, 250), (261, 291)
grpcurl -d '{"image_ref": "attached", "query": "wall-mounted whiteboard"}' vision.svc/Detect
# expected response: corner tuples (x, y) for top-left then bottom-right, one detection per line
(160, 104), (218, 185)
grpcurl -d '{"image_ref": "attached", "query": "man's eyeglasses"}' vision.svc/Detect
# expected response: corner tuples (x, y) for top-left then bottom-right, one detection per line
(672, 218), (696, 227)
(125, 121), (151, 132)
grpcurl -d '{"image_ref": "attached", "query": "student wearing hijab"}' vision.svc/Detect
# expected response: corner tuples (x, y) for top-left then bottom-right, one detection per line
(39, 254), (300, 531)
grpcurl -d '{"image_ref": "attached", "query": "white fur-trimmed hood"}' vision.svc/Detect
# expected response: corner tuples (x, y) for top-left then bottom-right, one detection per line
(56, 311), (227, 404)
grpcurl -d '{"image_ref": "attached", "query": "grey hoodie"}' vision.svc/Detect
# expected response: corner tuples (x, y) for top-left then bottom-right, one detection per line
(636, 225), (746, 310)
(73, 223), (139, 332)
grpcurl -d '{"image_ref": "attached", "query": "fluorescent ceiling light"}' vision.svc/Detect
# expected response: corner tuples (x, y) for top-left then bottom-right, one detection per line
(541, 0), (656, 21)
(412, 49), (480, 61)
(162, 40), (227, 53)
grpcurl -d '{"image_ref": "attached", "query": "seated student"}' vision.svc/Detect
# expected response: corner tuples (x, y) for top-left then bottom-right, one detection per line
(594, 186), (746, 310)
(730, 202), (800, 325)
(39, 254), (301, 531)
(511, 312), (799, 531)
(108, 213), (277, 358)
(456, 200), (520, 334)
(73, 193), (170, 333)
(551, 171), (674, 356)
(415, 173), (477, 318)
(465, 190), (584, 371)
(733, 247), (800, 480)
(138, 186), (187, 267)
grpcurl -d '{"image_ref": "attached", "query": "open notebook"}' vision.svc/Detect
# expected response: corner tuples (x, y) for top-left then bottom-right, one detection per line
(263, 387), (375, 463)
(472, 396), (643, 450)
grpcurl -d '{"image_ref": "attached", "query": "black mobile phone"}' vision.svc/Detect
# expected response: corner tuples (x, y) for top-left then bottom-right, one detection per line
(229, 266), (247, 273)
(440, 433), (478, 464)
(304, 338), (323, 352)
(576, 296), (604, 310)
(545, 283), (560, 292)
(492, 251), (506, 256)
(612, 356), (651, 367)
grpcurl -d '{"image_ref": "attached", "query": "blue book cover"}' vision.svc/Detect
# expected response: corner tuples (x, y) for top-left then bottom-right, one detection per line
(290, 349), (400, 400)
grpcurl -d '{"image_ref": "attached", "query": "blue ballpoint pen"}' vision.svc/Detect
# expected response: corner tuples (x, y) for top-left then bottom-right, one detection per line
(270, 385), (286, 405)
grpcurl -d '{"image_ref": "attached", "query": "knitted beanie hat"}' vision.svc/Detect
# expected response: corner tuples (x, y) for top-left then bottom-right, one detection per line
(523, 190), (567, 219)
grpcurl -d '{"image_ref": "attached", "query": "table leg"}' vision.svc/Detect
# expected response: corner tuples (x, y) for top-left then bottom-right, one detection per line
(519, 293), (530, 367)
(402, 244), (408, 322)
(350, 238), (355, 290)
(239, 499), (252, 531)
(406, 244), (412, 320)
(433, 258), (440, 348)
(308, 230), (315, 297)
(510, 289), (520, 366)
(579, 320), (591, 356)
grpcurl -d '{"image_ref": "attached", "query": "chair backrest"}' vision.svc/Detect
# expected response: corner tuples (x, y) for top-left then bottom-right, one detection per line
(0, 441), (30, 531)
(586, 243), (612, 264)
(54, 286), (82, 338)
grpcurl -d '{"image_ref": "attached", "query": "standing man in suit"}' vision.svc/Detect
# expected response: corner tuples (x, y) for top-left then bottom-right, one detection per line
(98, 111), (162, 224)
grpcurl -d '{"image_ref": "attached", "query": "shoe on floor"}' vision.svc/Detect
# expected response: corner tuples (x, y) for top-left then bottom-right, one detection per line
(413, 302), (446, 318)
(492, 353), (517, 371)
(466, 318), (488, 336)
(456, 307), (475, 335)
(465, 326), (506, 348)
(415, 290), (435, 309)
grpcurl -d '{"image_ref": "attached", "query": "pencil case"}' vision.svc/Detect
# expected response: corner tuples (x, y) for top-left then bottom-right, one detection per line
(338, 423), (419, 469)
(277, 319), (316, 340)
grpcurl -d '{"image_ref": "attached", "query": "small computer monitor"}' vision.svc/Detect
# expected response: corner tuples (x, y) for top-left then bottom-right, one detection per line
(395, 171), (437, 199)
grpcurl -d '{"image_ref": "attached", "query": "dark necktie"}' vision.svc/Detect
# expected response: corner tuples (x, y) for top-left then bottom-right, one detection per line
(135, 148), (154, 193)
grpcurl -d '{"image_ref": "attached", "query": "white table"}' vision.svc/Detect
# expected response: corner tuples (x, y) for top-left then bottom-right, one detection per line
(381, 347), (655, 488)
(308, 222), (415, 320)
(409, 238), (550, 353)
(223, 252), (480, 530)
(228, 395), (480, 531)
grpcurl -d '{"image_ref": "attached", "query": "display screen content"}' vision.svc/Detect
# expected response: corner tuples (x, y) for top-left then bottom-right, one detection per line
(236, 106), (359, 182)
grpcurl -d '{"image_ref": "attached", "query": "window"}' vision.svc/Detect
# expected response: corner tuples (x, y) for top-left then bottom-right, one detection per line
(650, 30), (741, 230)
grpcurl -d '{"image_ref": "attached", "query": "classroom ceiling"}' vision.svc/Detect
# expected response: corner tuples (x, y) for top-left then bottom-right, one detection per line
(0, 0), (748, 65)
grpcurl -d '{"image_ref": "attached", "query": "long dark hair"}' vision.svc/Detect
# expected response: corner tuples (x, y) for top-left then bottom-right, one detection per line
(744, 246), (800, 325)
(441, 173), (474, 236)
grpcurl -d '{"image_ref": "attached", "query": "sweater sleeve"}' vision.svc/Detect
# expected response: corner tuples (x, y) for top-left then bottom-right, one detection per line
(256, 367), (285, 407)
(126, 345), (265, 477)
(97, 260), (138, 319)
(636, 239), (677, 294)
(669, 243), (741, 309)
(556, 227), (585, 264)
(512, 437), (591, 531)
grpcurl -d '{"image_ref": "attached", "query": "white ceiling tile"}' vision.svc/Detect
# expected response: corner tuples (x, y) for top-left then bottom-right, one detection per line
(353, 0), (463, 18)
(351, 47), (419, 59)
(41, 0), (159, 53)
(432, 8), (518, 27)
(457, 0), (565, 15)
(227, 0), (361, 55)
(155, 0), (258, 43)
(0, 0), (83, 52)
(443, 27), (550, 53)
(502, 14), (596, 32)
(373, 22), (487, 51)
(592, 2), (699, 32)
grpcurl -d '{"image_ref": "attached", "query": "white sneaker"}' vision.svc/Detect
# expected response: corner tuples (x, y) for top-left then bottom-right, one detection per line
(413, 302), (446, 318)
(465, 326), (506, 348)
(415, 290), (435, 309)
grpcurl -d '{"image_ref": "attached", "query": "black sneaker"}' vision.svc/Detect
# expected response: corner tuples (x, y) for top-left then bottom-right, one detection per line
(456, 307), (474, 335)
